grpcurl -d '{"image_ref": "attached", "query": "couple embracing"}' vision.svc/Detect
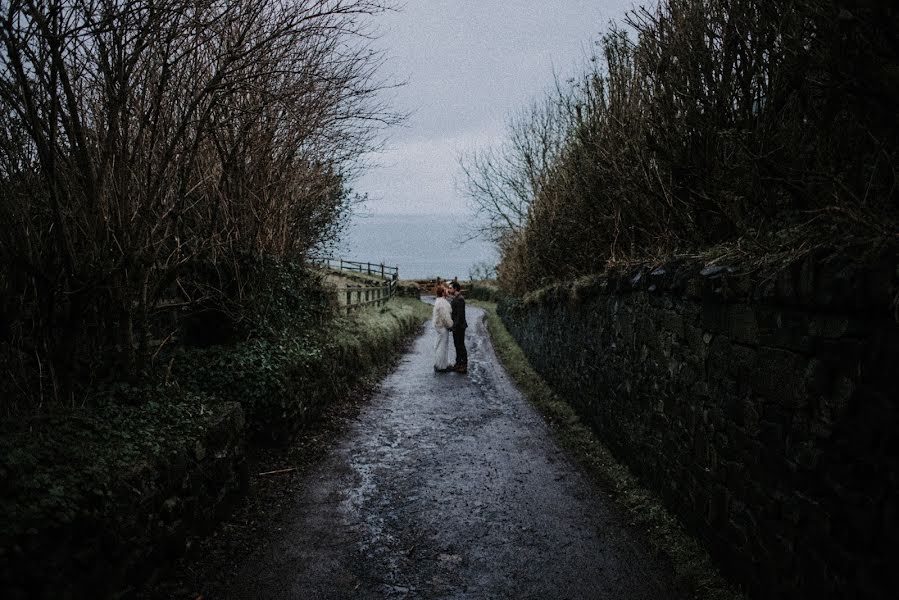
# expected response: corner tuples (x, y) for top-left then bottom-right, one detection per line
(432, 281), (467, 374)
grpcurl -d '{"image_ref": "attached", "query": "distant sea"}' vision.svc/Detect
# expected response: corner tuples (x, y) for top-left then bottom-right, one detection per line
(334, 213), (498, 281)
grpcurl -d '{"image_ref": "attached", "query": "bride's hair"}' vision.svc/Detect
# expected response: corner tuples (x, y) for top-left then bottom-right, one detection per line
(435, 286), (445, 297)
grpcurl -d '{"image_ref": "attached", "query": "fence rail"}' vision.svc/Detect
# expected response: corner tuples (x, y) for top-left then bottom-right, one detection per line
(340, 282), (397, 311)
(309, 257), (399, 280)
(309, 256), (399, 312)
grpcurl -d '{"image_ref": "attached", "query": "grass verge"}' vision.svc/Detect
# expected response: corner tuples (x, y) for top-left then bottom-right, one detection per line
(137, 296), (432, 598)
(472, 300), (744, 600)
(167, 296), (430, 445)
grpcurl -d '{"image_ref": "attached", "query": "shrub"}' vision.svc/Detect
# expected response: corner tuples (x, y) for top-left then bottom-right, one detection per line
(0, 386), (247, 597)
(0, 0), (397, 413)
(0, 386), (235, 545)
(463, 280), (504, 303)
(464, 0), (899, 293)
(168, 298), (426, 444)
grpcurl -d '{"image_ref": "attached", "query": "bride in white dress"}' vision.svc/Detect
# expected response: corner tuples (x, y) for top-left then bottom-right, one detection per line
(432, 286), (454, 372)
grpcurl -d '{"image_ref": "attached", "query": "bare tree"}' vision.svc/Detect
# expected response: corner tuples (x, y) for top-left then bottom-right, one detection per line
(462, 0), (898, 293)
(0, 0), (399, 412)
(459, 95), (568, 245)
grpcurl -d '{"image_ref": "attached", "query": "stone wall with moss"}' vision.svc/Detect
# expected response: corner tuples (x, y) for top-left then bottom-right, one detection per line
(498, 254), (898, 599)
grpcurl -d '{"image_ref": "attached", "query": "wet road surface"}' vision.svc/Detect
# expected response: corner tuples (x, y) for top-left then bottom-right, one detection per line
(223, 300), (678, 599)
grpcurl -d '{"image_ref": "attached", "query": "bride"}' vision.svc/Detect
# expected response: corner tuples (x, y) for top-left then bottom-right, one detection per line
(432, 286), (454, 373)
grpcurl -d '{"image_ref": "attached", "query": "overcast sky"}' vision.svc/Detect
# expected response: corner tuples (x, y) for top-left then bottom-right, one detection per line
(355, 0), (636, 216)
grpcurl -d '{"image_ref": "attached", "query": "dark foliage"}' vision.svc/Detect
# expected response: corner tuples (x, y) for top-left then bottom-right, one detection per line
(464, 1), (899, 293)
(0, 0), (397, 415)
(0, 296), (425, 596)
(0, 388), (220, 541)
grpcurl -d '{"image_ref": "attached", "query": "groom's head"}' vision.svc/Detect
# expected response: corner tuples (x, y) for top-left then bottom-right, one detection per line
(450, 282), (461, 294)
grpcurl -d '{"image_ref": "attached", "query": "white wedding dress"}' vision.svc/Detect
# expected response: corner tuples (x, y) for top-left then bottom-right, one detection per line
(432, 296), (453, 371)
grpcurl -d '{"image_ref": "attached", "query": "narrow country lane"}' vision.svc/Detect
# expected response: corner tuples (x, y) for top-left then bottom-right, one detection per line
(222, 300), (678, 599)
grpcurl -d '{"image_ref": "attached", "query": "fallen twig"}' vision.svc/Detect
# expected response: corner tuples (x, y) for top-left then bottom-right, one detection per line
(257, 467), (297, 477)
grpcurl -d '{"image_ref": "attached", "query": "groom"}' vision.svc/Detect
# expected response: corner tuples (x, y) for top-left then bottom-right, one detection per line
(449, 282), (468, 373)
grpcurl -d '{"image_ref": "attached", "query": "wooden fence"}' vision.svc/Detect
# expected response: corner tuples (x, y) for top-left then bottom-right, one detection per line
(310, 256), (399, 312)
(309, 257), (399, 280)
(341, 282), (397, 311)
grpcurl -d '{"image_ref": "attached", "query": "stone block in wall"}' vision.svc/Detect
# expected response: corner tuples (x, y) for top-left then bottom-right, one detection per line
(683, 323), (708, 360)
(803, 358), (832, 399)
(701, 295), (729, 333)
(815, 338), (864, 375)
(758, 420), (786, 456)
(726, 304), (759, 345)
(728, 343), (758, 383)
(752, 347), (808, 409)
(812, 375), (856, 438)
(756, 307), (814, 353)
(658, 307), (686, 339)
(808, 316), (853, 339)
(706, 334), (735, 385)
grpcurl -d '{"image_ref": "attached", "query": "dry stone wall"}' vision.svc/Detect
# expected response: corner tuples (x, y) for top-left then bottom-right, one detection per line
(498, 254), (898, 599)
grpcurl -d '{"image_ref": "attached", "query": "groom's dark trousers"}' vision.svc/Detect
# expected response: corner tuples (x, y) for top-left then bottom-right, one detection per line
(451, 294), (467, 366)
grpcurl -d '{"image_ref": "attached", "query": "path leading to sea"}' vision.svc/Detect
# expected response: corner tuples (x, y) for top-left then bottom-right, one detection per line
(217, 301), (678, 599)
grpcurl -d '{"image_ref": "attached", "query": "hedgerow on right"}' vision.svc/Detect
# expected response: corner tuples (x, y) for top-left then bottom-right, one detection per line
(463, 0), (898, 293)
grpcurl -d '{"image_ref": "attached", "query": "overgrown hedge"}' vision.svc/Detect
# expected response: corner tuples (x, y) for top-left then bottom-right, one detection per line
(169, 298), (427, 444)
(462, 280), (503, 303)
(0, 259), (429, 598)
(467, 1), (899, 294)
(0, 0), (392, 413)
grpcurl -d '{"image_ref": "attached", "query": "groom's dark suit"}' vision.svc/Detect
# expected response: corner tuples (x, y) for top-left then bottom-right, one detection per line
(451, 292), (467, 369)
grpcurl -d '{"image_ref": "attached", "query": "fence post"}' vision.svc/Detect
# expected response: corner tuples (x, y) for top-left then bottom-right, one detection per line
(380, 263), (384, 278)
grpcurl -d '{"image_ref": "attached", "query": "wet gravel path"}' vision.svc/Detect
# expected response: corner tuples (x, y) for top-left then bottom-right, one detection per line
(223, 301), (678, 599)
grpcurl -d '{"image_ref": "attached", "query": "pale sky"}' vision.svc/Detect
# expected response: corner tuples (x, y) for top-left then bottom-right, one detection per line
(356, 0), (636, 216)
